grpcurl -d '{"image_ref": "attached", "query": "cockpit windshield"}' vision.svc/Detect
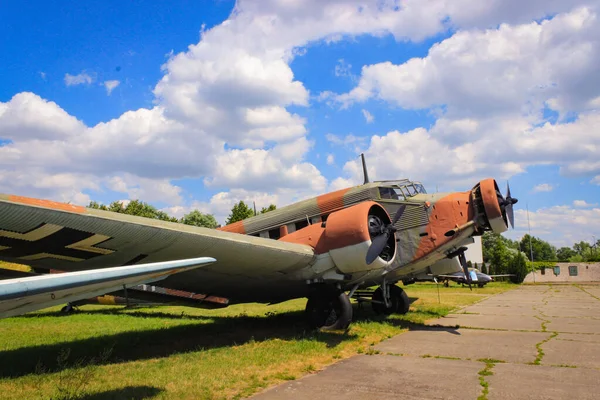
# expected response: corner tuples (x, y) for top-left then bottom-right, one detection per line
(378, 181), (427, 200)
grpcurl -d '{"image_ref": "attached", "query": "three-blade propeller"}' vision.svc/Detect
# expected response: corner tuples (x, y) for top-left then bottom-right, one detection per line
(365, 205), (405, 265)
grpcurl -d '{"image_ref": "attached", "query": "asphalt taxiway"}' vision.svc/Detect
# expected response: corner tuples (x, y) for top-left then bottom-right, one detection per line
(250, 284), (600, 399)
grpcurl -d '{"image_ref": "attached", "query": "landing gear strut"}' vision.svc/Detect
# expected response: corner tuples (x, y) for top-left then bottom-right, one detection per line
(305, 286), (352, 330)
(372, 284), (409, 315)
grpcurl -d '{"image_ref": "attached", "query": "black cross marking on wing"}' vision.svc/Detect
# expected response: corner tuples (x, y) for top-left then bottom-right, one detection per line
(0, 223), (115, 262)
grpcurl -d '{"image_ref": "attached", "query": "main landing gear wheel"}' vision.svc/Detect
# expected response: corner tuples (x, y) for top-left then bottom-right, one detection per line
(305, 290), (352, 331)
(372, 285), (410, 315)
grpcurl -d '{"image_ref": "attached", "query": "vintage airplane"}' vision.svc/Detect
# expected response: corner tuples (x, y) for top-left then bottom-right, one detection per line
(0, 155), (518, 329)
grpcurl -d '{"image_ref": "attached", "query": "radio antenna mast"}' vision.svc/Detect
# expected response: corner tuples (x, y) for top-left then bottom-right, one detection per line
(360, 153), (370, 184)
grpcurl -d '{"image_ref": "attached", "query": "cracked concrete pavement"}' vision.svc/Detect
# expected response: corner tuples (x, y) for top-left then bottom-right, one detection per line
(250, 285), (600, 399)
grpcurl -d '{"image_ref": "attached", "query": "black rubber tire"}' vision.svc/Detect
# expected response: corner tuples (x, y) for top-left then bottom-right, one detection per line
(392, 285), (410, 315)
(372, 285), (410, 315)
(306, 291), (352, 331)
(372, 287), (392, 315)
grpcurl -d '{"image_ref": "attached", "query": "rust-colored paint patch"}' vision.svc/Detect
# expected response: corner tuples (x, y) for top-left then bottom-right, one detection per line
(8, 195), (85, 214)
(316, 188), (350, 214)
(280, 201), (380, 254)
(279, 223), (326, 252)
(413, 191), (472, 261)
(217, 220), (246, 234)
(480, 178), (502, 220)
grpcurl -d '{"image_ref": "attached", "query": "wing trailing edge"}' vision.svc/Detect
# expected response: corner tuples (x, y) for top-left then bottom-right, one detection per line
(0, 257), (216, 319)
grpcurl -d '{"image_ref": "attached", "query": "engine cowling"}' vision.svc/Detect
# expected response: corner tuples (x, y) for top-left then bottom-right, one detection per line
(471, 178), (509, 234)
(280, 201), (397, 274)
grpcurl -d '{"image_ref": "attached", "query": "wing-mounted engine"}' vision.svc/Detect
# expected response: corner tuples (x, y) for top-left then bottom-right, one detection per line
(471, 178), (519, 234)
(280, 201), (397, 274)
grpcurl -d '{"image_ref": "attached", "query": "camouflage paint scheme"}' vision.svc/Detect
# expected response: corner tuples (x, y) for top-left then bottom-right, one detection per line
(0, 178), (508, 305)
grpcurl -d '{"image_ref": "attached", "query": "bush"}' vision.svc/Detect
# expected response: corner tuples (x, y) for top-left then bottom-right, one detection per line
(508, 252), (528, 283)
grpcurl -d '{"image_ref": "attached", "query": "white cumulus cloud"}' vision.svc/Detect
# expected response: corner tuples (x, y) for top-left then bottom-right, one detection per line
(532, 183), (554, 193)
(573, 199), (598, 207)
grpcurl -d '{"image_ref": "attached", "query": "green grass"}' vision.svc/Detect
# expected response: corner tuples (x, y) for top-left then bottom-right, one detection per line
(0, 281), (515, 399)
(477, 360), (495, 400)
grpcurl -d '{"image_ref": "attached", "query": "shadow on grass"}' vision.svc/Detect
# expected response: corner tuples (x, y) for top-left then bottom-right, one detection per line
(1, 294), (461, 379)
(352, 299), (461, 335)
(0, 309), (354, 379)
(79, 385), (163, 400)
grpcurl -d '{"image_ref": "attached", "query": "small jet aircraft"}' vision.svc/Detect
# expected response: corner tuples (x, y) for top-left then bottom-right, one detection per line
(0, 156), (517, 329)
(412, 267), (514, 288)
(438, 268), (514, 287)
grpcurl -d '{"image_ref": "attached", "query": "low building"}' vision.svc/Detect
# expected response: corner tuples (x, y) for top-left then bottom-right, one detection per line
(524, 262), (600, 283)
(464, 235), (483, 265)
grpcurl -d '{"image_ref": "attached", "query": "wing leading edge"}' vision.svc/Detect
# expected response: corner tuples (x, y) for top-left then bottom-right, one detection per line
(0, 256), (216, 319)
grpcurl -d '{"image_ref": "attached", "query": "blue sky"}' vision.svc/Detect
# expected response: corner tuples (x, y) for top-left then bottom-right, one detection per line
(1, 1), (599, 247)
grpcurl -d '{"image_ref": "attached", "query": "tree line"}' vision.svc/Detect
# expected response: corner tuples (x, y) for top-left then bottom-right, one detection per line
(479, 232), (599, 284)
(482, 232), (600, 264)
(87, 199), (276, 228)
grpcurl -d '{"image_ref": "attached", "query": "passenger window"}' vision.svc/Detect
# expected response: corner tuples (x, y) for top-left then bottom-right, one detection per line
(569, 266), (578, 276)
(295, 220), (309, 231)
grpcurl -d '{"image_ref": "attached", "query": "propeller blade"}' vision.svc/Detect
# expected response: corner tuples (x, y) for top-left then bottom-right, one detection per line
(506, 203), (515, 229)
(391, 205), (406, 226)
(365, 206), (406, 265)
(458, 252), (472, 291)
(366, 232), (390, 265)
(505, 182), (516, 228)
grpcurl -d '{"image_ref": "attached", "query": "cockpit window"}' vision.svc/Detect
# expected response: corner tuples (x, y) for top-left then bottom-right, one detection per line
(378, 181), (427, 200)
(379, 187), (401, 200)
(404, 185), (417, 196)
(396, 183), (427, 198)
(413, 183), (427, 194)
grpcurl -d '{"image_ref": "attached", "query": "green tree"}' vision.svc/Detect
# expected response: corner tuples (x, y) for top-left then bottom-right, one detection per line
(226, 201), (255, 225)
(482, 232), (514, 274)
(508, 252), (528, 284)
(87, 199), (178, 222)
(88, 201), (108, 211)
(181, 210), (219, 229)
(573, 241), (591, 257)
(260, 204), (277, 214)
(519, 234), (556, 262)
(557, 246), (577, 262)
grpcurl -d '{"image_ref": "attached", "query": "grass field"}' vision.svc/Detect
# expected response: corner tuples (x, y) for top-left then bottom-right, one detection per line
(0, 281), (515, 400)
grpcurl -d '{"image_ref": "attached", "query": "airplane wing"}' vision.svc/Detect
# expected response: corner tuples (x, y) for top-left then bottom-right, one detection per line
(0, 194), (316, 305)
(436, 274), (462, 279)
(488, 274), (514, 277)
(0, 257), (215, 318)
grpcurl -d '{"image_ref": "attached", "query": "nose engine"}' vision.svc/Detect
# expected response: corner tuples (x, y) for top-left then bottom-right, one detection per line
(471, 179), (518, 233)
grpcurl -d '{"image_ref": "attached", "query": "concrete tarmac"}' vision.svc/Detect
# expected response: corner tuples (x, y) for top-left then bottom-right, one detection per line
(250, 285), (600, 399)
